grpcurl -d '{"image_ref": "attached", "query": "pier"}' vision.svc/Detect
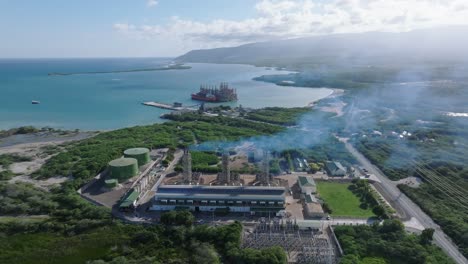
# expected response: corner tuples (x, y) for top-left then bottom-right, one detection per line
(142, 101), (198, 111)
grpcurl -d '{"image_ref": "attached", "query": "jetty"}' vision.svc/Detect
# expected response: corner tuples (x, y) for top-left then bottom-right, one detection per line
(142, 102), (198, 111)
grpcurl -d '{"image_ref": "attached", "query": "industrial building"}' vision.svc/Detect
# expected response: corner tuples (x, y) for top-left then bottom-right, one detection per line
(124, 147), (150, 166)
(298, 176), (317, 194)
(151, 185), (286, 213)
(302, 193), (325, 218)
(325, 161), (346, 177)
(108, 157), (138, 182)
(119, 189), (140, 211)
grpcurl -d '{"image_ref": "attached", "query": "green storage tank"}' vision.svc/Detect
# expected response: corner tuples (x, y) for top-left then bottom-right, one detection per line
(108, 158), (138, 182)
(104, 179), (118, 188)
(124, 148), (150, 166)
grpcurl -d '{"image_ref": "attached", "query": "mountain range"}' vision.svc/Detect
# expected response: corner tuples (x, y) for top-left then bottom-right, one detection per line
(176, 26), (468, 66)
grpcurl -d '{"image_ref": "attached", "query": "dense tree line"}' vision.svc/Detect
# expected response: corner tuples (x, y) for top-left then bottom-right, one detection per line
(245, 107), (310, 126)
(349, 179), (389, 219)
(0, 182), (57, 215)
(335, 220), (454, 264)
(354, 135), (468, 257)
(0, 211), (286, 264)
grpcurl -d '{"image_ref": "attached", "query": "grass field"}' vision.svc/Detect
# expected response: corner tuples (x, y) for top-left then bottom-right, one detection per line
(316, 181), (375, 218)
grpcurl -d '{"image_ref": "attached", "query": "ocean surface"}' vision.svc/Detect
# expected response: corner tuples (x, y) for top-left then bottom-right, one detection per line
(0, 58), (332, 130)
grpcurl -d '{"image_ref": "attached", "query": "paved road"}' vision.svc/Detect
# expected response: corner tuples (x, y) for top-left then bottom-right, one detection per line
(339, 137), (467, 264)
(137, 149), (184, 205)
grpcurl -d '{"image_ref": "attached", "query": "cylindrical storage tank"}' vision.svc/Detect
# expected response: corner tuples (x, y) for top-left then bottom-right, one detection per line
(124, 148), (150, 166)
(108, 158), (138, 182)
(104, 179), (118, 188)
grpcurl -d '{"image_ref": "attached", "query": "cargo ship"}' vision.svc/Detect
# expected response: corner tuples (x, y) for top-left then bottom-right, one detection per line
(191, 82), (238, 102)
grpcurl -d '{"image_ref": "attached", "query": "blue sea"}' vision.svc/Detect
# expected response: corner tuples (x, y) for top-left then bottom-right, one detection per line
(0, 58), (332, 130)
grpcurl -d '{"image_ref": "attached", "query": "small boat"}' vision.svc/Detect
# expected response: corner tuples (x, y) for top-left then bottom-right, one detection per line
(32, 100), (40, 104)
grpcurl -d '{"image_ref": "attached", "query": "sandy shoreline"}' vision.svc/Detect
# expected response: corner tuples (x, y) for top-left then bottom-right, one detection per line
(0, 132), (97, 187)
(307, 88), (346, 117)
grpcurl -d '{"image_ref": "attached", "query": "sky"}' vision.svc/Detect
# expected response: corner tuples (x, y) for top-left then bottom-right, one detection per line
(1, 0), (468, 58)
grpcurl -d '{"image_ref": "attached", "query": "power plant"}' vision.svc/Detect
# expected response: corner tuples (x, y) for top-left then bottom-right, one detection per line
(150, 148), (286, 215)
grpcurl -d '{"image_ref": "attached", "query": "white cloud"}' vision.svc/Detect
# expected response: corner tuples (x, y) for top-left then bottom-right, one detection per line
(147, 0), (158, 7)
(115, 0), (468, 49)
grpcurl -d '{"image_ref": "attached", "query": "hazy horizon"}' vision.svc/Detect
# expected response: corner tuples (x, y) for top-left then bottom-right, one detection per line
(2, 0), (468, 58)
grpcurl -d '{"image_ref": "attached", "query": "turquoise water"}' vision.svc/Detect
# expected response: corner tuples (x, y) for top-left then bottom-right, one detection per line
(0, 58), (332, 130)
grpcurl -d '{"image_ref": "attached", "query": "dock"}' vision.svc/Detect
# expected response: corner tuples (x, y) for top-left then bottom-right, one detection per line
(142, 102), (198, 111)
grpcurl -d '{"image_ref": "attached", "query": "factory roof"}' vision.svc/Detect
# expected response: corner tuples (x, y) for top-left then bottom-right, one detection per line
(298, 176), (316, 187)
(124, 148), (150, 155)
(325, 161), (346, 175)
(155, 185), (285, 201)
(109, 157), (137, 167)
(158, 185), (285, 194)
(120, 189), (139, 208)
(304, 194), (318, 203)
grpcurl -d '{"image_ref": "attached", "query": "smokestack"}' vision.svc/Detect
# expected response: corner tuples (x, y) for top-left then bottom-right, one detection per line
(263, 150), (270, 184)
(256, 150), (270, 185)
(219, 151), (231, 184)
(182, 149), (192, 183)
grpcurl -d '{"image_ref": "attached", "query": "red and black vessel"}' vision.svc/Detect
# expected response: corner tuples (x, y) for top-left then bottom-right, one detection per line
(191, 82), (238, 102)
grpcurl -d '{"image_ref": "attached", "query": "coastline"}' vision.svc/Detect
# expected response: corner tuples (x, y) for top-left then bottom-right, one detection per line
(48, 64), (191, 76)
(0, 131), (97, 148)
(1, 61), (338, 134)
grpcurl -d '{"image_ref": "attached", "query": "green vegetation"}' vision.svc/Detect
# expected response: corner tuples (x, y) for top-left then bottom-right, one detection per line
(353, 135), (468, 257)
(254, 73), (368, 90)
(0, 170), (15, 180)
(349, 179), (392, 219)
(245, 107), (310, 126)
(399, 184), (468, 257)
(0, 126), (39, 138)
(0, 229), (122, 264)
(0, 176), (287, 263)
(35, 114), (283, 185)
(0, 182), (58, 215)
(190, 151), (220, 173)
(0, 114), (290, 263)
(316, 181), (374, 218)
(335, 220), (454, 264)
(160, 210), (194, 226)
(0, 154), (32, 168)
(0, 217), (286, 264)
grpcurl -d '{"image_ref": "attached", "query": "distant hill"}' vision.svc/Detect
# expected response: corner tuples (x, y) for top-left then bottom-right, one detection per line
(176, 26), (468, 66)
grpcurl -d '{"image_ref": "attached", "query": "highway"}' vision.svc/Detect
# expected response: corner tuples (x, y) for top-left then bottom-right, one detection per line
(339, 137), (468, 264)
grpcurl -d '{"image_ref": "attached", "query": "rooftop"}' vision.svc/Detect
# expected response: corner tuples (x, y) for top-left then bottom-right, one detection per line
(109, 157), (138, 167)
(120, 189), (140, 208)
(304, 193), (318, 203)
(326, 161), (346, 172)
(124, 148), (150, 155)
(298, 176), (316, 187)
(155, 185), (285, 201)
